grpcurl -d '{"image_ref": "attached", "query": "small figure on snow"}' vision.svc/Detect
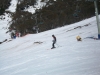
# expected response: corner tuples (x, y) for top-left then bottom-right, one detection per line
(16, 32), (19, 37)
(51, 35), (56, 49)
(33, 26), (39, 33)
(76, 35), (82, 41)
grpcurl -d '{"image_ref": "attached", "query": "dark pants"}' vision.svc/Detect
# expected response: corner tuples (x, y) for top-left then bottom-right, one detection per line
(52, 42), (56, 48)
(77, 38), (81, 41)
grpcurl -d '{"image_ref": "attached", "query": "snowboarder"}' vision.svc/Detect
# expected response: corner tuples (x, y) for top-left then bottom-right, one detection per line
(11, 32), (14, 39)
(16, 32), (19, 37)
(13, 34), (16, 39)
(76, 35), (82, 41)
(33, 26), (39, 33)
(51, 35), (56, 49)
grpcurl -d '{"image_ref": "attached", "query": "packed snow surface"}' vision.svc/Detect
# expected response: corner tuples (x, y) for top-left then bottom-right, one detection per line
(0, 0), (100, 75)
(0, 16), (100, 75)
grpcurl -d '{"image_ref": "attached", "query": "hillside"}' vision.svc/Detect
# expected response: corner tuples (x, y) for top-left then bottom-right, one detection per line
(0, 0), (100, 75)
(0, 15), (100, 75)
(0, 0), (100, 36)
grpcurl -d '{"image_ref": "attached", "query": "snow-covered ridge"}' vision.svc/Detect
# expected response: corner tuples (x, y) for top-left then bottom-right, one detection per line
(0, 13), (12, 41)
(24, 0), (47, 14)
(6, 0), (18, 13)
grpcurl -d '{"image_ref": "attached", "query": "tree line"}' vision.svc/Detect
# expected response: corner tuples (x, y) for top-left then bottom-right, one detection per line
(0, 0), (100, 36)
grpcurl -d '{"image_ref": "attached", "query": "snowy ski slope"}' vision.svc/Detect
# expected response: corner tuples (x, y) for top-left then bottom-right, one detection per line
(0, 0), (100, 75)
(0, 16), (100, 75)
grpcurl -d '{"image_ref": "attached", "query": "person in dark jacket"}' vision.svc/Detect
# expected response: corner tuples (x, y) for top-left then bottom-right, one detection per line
(51, 35), (56, 49)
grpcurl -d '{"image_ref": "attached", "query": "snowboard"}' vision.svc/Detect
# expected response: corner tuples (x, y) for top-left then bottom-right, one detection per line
(46, 47), (56, 50)
(51, 47), (56, 49)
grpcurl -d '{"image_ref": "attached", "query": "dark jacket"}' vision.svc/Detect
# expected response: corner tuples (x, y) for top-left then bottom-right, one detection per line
(52, 35), (56, 43)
